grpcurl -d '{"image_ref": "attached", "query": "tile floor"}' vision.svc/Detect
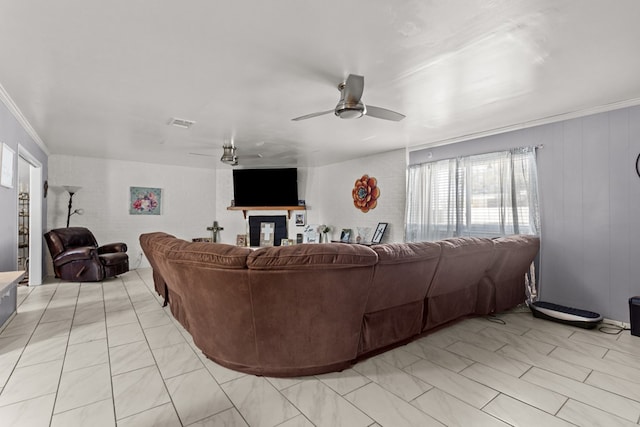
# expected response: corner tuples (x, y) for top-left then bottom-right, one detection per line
(1, 268), (640, 426)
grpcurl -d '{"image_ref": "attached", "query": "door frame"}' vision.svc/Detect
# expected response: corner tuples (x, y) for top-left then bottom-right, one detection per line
(18, 144), (43, 286)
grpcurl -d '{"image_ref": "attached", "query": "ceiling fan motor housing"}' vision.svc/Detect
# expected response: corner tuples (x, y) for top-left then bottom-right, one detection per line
(335, 101), (365, 119)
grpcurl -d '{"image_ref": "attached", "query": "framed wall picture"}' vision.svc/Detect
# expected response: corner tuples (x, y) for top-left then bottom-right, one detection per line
(371, 222), (388, 244)
(295, 211), (306, 226)
(1, 143), (15, 188)
(130, 187), (162, 215)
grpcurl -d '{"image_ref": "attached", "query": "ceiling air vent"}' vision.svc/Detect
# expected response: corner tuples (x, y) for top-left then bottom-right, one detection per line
(167, 117), (196, 129)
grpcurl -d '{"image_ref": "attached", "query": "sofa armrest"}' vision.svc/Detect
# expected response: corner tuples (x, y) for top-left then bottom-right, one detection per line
(98, 242), (127, 254)
(53, 246), (98, 266)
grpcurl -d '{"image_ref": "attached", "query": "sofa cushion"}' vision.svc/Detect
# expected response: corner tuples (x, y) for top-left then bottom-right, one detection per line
(247, 243), (378, 270)
(166, 242), (252, 269)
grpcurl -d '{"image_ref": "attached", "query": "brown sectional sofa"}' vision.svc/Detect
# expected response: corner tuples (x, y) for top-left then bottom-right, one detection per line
(140, 232), (539, 377)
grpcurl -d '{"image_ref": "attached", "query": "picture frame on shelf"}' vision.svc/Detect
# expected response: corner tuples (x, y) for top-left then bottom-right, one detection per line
(236, 234), (247, 247)
(260, 222), (276, 247)
(340, 229), (352, 243)
(371, 222), (388, 244)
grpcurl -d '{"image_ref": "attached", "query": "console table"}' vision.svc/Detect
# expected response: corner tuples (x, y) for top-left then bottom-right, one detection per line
(0, 271), (25, 331)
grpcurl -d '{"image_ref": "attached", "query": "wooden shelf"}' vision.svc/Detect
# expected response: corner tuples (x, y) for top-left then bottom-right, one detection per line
(227, 205), (306, 219)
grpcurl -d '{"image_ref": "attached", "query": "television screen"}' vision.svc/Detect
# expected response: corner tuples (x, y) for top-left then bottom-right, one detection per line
(233, 168), (298, 206)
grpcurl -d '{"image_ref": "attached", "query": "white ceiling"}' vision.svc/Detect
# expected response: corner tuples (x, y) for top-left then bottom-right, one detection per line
(1, 1), (640, 169)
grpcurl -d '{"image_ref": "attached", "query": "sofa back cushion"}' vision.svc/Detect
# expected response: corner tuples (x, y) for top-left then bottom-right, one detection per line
(367, 242), (441, 312)
(423, 237), (494, 330)
(479, 235), (540, 313)
(247, 243), (378, 270)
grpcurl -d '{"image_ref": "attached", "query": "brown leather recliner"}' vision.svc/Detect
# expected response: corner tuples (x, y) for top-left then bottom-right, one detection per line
(45, 227), (129, 282)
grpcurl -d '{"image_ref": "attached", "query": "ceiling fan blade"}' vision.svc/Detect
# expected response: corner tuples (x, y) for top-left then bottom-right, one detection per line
(365, 105), (406, 121)
(188, 152), (216, 157)
(291, 110), (334, 121)
(344, 74), (364, 104)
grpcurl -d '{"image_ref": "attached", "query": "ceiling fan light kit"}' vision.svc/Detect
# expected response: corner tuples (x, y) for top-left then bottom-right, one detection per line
(220, 144), (238, 166)
(292, 74), (405, 122)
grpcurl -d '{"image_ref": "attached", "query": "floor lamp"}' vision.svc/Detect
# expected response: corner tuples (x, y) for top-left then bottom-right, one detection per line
(63, 185), (83, 227)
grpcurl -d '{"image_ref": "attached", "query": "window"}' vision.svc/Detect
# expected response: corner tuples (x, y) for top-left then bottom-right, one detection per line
(405, 147), (540, 241)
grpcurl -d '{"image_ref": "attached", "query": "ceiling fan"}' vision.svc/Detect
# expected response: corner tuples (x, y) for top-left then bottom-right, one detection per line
(292, 74), (405, 122)
(189, 141), (294, 167)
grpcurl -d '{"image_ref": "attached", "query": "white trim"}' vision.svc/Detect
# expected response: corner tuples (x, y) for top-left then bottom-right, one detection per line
(18, 144), (43, 286)
(0, 83), (50, 156)
(409, 97), (640, 153)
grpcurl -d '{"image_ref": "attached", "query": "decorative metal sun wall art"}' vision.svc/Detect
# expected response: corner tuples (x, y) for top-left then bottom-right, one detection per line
(352, 174), (380, 213)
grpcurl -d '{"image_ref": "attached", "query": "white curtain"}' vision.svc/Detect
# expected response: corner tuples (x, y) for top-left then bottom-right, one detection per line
(405, 147), (540, 242)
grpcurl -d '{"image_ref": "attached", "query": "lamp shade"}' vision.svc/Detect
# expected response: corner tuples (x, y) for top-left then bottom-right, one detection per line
(63, 185), (82, 195)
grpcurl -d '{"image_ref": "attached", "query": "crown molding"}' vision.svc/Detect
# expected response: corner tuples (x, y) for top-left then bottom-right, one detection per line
(0, 82), (50, 155)
(409, 97), (640, 153)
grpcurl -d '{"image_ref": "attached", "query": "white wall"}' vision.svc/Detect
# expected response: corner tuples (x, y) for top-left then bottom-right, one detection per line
(307, 149), (406, 243)
(47, 155), (216, 270)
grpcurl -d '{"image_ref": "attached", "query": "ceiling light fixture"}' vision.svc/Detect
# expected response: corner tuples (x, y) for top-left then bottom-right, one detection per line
(220, 144), (238, 166)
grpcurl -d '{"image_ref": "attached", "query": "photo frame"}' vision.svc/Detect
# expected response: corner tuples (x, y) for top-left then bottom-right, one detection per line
(260, 222), (276, 247)
(236, 234), (247, 247)
(130, 187), (162, 215)
(340, 228), (352, 243)
(295, 211), (306, 226)
(371, 222), (388, 244)
(1, 143), (15, 188)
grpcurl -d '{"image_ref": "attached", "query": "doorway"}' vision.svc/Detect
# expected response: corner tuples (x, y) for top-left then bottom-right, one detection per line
(17, 145), (43, 286)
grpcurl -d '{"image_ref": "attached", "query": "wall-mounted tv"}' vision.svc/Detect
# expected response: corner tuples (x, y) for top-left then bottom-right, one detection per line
(233, 168), (299, 207)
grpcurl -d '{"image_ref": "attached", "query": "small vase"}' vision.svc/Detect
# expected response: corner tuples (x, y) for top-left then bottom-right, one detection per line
(321, 233), (328, 243)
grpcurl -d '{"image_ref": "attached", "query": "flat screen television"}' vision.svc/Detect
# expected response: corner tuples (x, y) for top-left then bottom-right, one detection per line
(233, 168), (299, 207)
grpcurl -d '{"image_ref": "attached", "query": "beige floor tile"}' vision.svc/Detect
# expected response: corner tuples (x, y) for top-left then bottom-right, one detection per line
(585, 370), (640, 401)
(144, 323), (187, 349)
(276, 414), (315, 427)
(460, 363), (567, 414)
(0, 393), (56, 427)
(315, 368), (371, 395)
(282, 379), (372, 427)
(549, 346), (640, 384)
(138, 309), (173, 329)
(54, 363), (112, 414)
(0, 359), (62, 407)
(412, 388), (510, 427)
(0, 334), (31, 385)
(166, 368), (233, 426)
(152, 342), (204, 379)
(446, 341), (531, 377)
(556, 398), (640, 427)
(266, 376), (305, 391)
(604, 349), (640, 369)
(189, 408), (250, 427)
(404, 340), (474, 372)
(344, 382), (440, 427)
(68, 320), (106, 345)
(63, 338), (109, 372)
(372, 346), (423, 369)
(353, 357), (432, 401)
(105, 308), (138, 327)
(117, 402), (181, 427)
(112, 365), (171, 420)
(107, 321), (145, 347)
(478, 325), (556, 355)
(524, 328), (608, 358)
(438, 326), (506, 351)
(109, 340), (155, 376)
(31, 318), (72, 338)
(199, 353), (247, 384)
(405, 359), (498, 409)
(17, 334), (68, 367)
(51, 398), (115, 427)
(497, 344), (591, 382)
(222, 375), (298, 427)
(483, 394), (574, 427)
(522, 367), (640, 422)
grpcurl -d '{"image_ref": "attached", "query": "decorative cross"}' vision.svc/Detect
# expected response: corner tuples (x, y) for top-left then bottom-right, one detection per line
(206, 221), (224, 242)
(261, 223), (274, 241)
